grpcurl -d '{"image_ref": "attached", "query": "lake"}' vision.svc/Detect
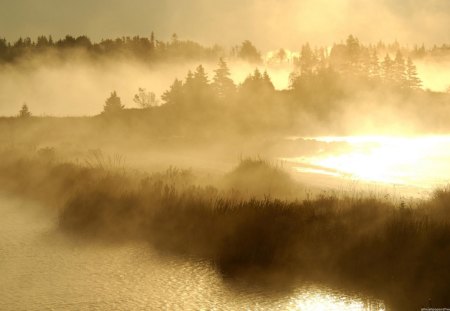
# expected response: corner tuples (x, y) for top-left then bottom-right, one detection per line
(282, 135), (450, 197)
(0, 195), (385, 310)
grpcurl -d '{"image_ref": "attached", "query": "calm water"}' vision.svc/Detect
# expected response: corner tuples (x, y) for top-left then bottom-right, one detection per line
(0, 195), (385, 310)
(284, 135), (450, 196)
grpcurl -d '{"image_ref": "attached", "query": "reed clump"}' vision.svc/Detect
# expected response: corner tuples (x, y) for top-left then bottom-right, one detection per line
(1, 148), (449, 310)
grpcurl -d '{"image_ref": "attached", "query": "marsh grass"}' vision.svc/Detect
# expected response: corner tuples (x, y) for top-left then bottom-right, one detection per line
(1, 148), (449, 310)
(222, 157), (300, 199)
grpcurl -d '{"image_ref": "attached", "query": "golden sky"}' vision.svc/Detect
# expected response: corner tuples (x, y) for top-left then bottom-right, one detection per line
(1, 0), (449, 49)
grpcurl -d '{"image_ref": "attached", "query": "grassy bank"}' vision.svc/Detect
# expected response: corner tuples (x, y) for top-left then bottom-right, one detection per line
(1, 148), (449, 310)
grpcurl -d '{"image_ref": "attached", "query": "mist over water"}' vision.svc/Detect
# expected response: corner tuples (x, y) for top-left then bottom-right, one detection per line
(1, 3), (450, 309)
(285, 135), (450, 195)
(0, 54), (447, 117)
(0, 195), (385, 310)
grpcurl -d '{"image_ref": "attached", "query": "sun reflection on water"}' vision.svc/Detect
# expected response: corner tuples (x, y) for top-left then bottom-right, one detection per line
(287, 291), (385, 311)
(289, 135), (450, 188)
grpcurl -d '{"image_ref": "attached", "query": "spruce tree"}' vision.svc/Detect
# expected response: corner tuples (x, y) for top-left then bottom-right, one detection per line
(193, 65), (209, 87)
(103, 91), (124, 114)
(406, 57), (422, 89)
(369, 51), (381, 79)
(346, 35), (361, 73)
(237, 40), (262, 64)
(262, 71), (275, 90)
(212, 58), (235, 99)
(393, 51), (407, 87)
(299, 44), (315, 76)
(19, 104), (31, 118)
(161, 79), (184, 105)
(382, 54), (394, 83)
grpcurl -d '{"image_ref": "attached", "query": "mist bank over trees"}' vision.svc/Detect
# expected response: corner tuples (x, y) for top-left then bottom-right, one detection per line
(0, 33), (260, 65)
(0, 33), (449, 66)
(0, 34), (449, 118)
(3, 51), (449, 145)
(0, 34), (449, 137)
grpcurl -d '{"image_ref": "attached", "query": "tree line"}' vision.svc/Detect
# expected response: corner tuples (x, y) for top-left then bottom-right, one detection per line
(17, 48), (425, 120)
(0, 33), (261, 64)
(1, 33), (448, 66)
(100, 58), (275, 114)
(290, 35), (422, 90)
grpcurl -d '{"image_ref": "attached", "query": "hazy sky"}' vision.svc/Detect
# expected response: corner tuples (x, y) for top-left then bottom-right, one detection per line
(1, 0), (449, 49)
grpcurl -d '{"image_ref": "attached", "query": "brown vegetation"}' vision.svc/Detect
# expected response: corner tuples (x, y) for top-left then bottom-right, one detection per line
(1, 148), (449, 310)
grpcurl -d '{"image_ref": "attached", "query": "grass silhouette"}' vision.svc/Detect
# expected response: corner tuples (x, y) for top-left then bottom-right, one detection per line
(1, 148), (449, 310)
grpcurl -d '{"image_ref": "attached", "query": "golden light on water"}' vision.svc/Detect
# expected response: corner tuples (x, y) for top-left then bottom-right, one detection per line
(290, 136), (450, 187)
(287, 291), (385, 311)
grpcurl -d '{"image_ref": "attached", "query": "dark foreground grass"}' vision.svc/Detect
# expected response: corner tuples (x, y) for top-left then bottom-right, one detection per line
(1, 148), (450, 310)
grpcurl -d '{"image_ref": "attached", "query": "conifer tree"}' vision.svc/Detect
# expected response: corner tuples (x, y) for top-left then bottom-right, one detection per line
(346, 35), (361, 62)
(212, 58), (235, 99)
(360, 49), (372, 77)
(237, 40), (262, 64)
(193, 65), (209, 87)
(369, 51), (381, 79)
(103, 91), (124, 114)
(180, 65), (211, 106)
(382, 54), (394, 83)
(393, 51), (407, 87)
(185, 70), (194, 87)
(262, 71), (275, 90)
(406, 57), (422, 89)
(299, 44), (315, 76)
(161, 79), (183, 105)
(19, 103), (31, 118)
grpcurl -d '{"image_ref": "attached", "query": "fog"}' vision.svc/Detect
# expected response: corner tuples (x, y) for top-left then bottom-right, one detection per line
(0, 50), (448, 118)
(416, 58), (450, 92)
(1, 2), (450, 310)
(2, 0), (449, 49)
(0, 57), (204, 116)
(0, 55), (292, 116)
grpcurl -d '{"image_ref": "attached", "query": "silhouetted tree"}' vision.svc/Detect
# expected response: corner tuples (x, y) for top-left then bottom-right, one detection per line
(369, 51), (381, 79)
(36, 36), (50, 49)
(171, 33), (179, 44)
(393, 51), (407, 87)
(406, 57), (422, 89)
(299, 44), (316, 76)
(359, 49), (372, 77)
(0, 38), (8, 61)
(329, 43), (348, 73)
(382, 54), (394, 83)
(150, 32), (156, 49)
(133, 88), (159, 108)
(268, 48), (288, 64)
(212, 58), (236, 99)
(181, 65), (213, 105)
(237, 40), (262, 63)
(262, 71), (275, 90)
(346, 35), (361, 67)
(161, 79), (183, 105)
(315, 47), (328, 72)
(184, 70), (194, 87)
(241, 69), (262, 91)
(193, 65), (209, 87)
(0, 34), (223, 64)
(103, 91), (124, 114)
(19, 104), (31, 118)
(241, 69), (274, 93)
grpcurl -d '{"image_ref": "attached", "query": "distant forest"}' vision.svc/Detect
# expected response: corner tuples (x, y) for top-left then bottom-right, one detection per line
(1, 34), (450, 140)
(1, 33), (450, 65)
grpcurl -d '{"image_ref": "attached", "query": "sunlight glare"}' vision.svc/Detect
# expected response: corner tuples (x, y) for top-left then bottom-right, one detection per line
(288, 292), (385, 311)
(294, 136), (450, 186)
